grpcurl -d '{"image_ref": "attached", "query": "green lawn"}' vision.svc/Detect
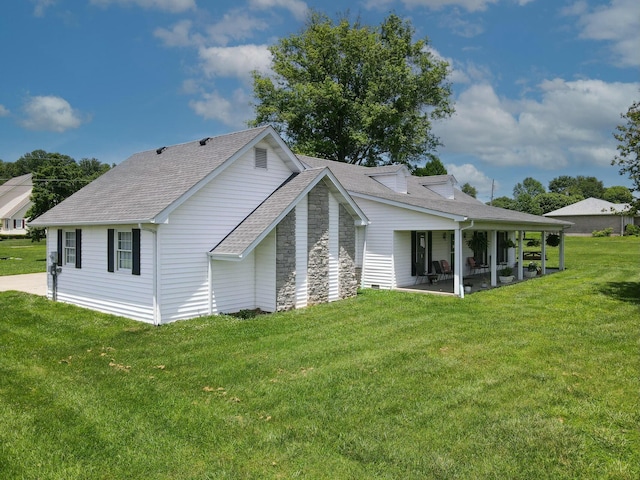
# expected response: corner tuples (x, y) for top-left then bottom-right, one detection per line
(0, 236), (638, 479)
(0, 238), (47, 276)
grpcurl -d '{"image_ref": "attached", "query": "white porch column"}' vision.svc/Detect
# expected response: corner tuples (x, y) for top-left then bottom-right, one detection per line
(541, 231), (547, 274)
(517, 231), (524, 280)
(559, 231), (566, 271)
(454, 228), (462, 296)
(490, 230), (498, 286)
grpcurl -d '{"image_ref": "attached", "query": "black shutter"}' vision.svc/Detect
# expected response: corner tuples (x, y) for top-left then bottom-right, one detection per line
(57, 229), (63, 265)
(107, 229), (115, 272)
(132, 228), (141, 276)
(75, 229), (82, 269)
(411, 231), (416, 276)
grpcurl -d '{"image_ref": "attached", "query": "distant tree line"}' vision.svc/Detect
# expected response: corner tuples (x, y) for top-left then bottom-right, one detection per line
(0, 150), (111, 240)
(489, 175), (634, 215)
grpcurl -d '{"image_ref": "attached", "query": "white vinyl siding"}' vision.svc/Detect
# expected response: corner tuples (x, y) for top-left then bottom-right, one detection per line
(158, 141), (293, 322)
(211, 252), (256, 314)
(356, 197), (456, 289)
(46, 225), (155, 323)
(370, 172), (407, 194)
(295, 200), (308, 308)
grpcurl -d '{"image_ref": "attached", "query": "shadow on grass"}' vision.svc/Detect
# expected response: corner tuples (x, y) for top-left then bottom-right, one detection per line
(597, 282), (640, 304)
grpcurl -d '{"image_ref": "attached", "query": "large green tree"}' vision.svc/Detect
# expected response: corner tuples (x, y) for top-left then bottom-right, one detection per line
(612, 100), (639, 210)
(251, 12), (453, 166)
(413, 156), (447, 176)
(15, 151), (111, 240)
(603, 185), (634, 204)
(513, 177), (545, 199)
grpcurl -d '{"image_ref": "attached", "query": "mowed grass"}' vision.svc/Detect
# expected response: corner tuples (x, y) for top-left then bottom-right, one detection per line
(0, 238), (47, 276)
(0, 236), (638, 479)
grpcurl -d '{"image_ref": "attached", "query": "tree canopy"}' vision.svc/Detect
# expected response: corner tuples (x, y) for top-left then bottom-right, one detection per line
(413, 156), (447, 176)
(250, 12), (453, 167)
(1, 150), (111, 240)
(612, 100), (639, 210)
(513, 177), (545, 198)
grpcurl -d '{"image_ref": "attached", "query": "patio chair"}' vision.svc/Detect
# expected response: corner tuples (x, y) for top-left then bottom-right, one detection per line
(440, 259), (453, 280)
(432, 260), (444, 280)
(467, 257), (488, 275)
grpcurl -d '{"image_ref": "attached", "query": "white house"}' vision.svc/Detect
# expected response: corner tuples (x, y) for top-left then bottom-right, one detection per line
(301, 156), (572, 296)
(30, 127), (368, 324)
(0, 173), (33, 236)
(544, 197), (637, 235)
(31, 126), (572, 323)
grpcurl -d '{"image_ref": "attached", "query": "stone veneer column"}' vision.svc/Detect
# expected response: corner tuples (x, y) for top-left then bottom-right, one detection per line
(276, 210), (296, 311)
(307, 182), (329, 304)
(338, 204), (357, 299)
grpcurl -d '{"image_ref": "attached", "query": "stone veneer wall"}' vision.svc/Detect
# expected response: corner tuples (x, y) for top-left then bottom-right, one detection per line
(307, 182), (329, 304)
(275, 209), (296, 311)
(338, 204), (357, 299)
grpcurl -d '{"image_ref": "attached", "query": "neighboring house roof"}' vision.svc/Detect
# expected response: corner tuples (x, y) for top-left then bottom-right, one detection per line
(210, 168), (368, 260)
(544, 197), (634, 217)
(30, 126), (302, 226)
(300, 156), (571, 228)
(0, 174), (32, 219)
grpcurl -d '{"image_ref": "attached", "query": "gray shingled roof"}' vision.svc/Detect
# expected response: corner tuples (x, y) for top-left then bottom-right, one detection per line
(30, 127), (274, 226)
(544, 197), (633, 217)
(300, 155), (571, 228)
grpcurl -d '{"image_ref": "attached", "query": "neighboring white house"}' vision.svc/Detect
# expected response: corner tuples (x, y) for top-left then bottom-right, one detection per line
(30, 126), (572, 323)
(544, 197), (638, 235)
(0, 173), (33, 236)
(300, 156), (572, 296)
(30, 127), (368, 324)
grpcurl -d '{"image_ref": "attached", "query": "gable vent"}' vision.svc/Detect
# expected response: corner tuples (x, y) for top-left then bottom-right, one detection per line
(255, 147), (267, 169)
(199, 137), (211, 146)
(156, 146), (167, 154)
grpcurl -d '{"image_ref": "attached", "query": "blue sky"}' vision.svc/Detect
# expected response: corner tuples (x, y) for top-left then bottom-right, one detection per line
(1, 0), (638, 201)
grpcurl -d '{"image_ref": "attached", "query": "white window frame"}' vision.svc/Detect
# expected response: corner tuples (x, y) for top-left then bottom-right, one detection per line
(64, 231), (76, 266)
(116, 230), (133, 271)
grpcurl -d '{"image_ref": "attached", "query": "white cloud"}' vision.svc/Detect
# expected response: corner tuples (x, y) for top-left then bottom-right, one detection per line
(189, 88), (252, 127)
(565, 0), (640, 67)
(154, 20), (200, 47)
(249, 0), (309, 21)
(205, 11), (270, 46)
(32, 0), (55, 17)
(20, 95), (86, 132)
(446, 162), (495, 196)
(364, 0), (500, 13)
(198, 44), (272, 82)
(90, 0), (196, 13)
(0, 105), (9, 117)
(435, 78), (639, 170)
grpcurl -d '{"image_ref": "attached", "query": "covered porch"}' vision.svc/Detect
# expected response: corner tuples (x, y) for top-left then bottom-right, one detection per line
(403, 225), (569, 298)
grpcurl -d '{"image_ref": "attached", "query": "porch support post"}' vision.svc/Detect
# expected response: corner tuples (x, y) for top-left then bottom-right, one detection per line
(454, 228), (462, 296)
(541, 231), (547, 275)
(559, 230), (565, 271)
(490, 230), (498, 286)
(517, 231), (524, 281)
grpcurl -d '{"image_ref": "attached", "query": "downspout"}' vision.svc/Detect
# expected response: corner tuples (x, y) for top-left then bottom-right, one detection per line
(458, 220), (474, 298)
(139, 223), (160, 326)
